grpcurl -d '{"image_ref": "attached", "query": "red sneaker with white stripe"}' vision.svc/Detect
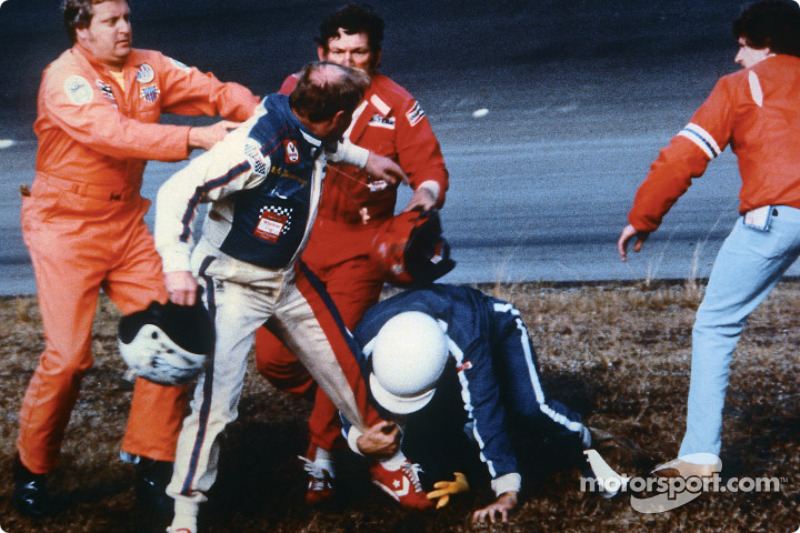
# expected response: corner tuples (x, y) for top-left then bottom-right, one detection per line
(298, 455), (335, 505)
(369, 460), (433, 510)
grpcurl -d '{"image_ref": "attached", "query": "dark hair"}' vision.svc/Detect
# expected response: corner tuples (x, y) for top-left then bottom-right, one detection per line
(62, 0), (125, 42)
(315, 3), (384, 53)
(289, 61), (369, 123)
(732, 0), (800, 56)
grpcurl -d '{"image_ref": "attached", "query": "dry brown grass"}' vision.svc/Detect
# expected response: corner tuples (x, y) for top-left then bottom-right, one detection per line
(0, 280), (798, 532)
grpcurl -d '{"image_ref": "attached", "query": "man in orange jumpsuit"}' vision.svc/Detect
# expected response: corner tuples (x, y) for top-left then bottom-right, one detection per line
(254, 3), (449, 505)
(14, 0), (259, 518)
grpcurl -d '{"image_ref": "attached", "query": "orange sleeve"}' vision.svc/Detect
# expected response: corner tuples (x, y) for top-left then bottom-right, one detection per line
(628, 77), (735, 232)
(155, 53), (259, 121)
(628, 136), (711, 231)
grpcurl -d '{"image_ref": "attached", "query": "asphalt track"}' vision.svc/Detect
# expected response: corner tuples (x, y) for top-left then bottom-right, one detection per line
(3, 0), (800, 296)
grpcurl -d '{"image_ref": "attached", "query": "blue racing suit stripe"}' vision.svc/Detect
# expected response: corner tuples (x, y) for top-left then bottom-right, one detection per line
(182, 255), (217, 496)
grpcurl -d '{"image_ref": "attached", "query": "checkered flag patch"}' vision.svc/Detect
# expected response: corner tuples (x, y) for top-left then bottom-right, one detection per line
(261, 205), (293, 234)
(244, 139), (267, 176)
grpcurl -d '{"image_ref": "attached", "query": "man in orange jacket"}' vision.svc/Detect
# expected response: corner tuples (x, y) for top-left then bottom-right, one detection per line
(618, 0), (800, 478)
(14, 0), (259, 518)
(254, 3), (450, 506)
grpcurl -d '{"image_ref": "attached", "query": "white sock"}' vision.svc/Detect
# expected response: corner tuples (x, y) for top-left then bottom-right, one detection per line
(314, 447), (332, 463)
(380, 451), (407, 471)
(170, 500), (198, 532)
(314, 448), (335, 476)
(173, 499), (199, 518)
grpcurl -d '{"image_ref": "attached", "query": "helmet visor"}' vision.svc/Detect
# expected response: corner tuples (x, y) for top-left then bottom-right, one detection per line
(369, 372), (435, 415)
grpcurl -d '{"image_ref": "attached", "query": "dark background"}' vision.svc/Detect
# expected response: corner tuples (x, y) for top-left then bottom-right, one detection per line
(0, 0), (738, 129)
(0, 1), (764, 292)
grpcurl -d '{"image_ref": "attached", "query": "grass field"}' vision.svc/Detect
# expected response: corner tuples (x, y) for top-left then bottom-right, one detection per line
(0, 279), (798, 532)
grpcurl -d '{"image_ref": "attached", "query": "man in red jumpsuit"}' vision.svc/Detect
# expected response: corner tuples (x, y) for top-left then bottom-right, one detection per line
(254, 3), (450, 505)
(14, 0), (259, 518)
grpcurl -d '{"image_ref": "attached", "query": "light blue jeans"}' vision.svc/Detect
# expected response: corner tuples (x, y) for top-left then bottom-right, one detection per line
(679, 205), (800, 460)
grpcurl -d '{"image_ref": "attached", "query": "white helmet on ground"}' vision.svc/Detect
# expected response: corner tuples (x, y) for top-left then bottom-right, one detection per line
(118, 299), (215, 386)
(369, 311), (449, 415)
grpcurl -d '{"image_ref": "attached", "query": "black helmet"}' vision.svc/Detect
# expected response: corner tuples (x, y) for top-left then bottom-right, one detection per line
(118, 299), (215, 386)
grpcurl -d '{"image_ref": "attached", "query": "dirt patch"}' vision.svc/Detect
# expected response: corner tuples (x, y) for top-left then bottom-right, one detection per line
(0, 279), (798, 532)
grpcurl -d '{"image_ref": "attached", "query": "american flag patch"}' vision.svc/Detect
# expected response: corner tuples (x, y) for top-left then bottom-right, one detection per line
(139, 85), (160, 103)
(96, 80), (116, 102)
(136, 63), (154, 83)
(406, 101), (425, 127)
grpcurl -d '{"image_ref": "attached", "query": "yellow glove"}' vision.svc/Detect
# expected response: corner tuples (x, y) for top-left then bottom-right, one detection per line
(426, 472), (470, 509)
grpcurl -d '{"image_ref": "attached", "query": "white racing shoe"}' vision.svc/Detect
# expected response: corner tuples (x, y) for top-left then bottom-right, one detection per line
(651, 456), (721, 478)
(583, 449), (630, 498)
(166, 527), (196, 533)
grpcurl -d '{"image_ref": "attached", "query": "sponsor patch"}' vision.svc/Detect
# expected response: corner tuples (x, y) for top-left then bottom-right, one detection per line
(368, 114), (395, 130)
(253, 206), (292, 242)
(284, 140), (299, 164)
(405, 101), (425, 127)
(243, 138), (267, 175)
(64, 75), (93, 105)
(96, 80), (116, 103)
(139, 85), (160, 103)
(136, 63), (154, 83)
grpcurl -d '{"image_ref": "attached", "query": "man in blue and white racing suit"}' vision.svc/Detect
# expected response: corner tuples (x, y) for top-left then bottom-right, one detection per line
(345, 284), (603, 523)
(155, 62), (406, 533)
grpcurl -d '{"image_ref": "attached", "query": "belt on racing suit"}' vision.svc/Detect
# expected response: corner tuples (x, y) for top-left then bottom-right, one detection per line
(38, 172), (139, 202)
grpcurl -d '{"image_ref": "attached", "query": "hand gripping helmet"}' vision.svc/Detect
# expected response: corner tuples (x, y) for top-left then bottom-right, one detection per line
(369, 209), (456, 287)
(118, 299), (215, 386)
(369, 311), (449, 415)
